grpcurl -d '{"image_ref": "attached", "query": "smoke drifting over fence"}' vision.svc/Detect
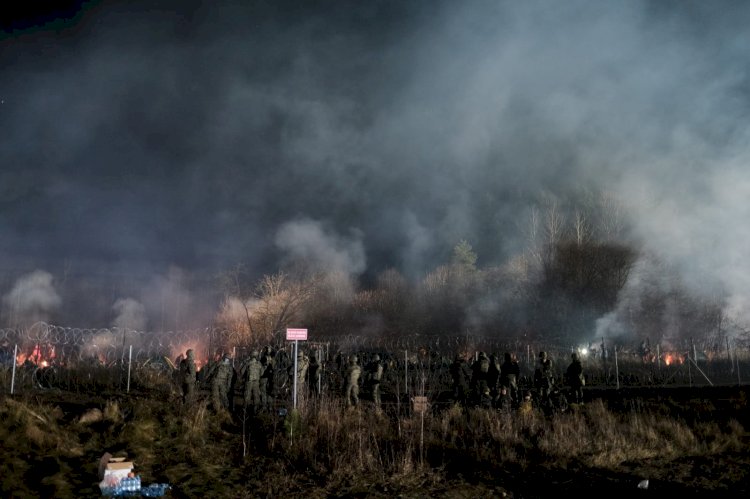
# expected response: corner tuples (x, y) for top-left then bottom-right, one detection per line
(2, 1), (750, 343)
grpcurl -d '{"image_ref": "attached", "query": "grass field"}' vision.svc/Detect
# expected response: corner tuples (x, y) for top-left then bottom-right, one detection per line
(1, 380), (748, 498)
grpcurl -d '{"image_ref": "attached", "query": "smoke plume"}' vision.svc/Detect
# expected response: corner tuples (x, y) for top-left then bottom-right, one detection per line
(112, 297), (147, 331)
(2, 270), (61, 326)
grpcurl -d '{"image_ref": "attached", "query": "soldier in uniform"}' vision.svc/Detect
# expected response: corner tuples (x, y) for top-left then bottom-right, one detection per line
(565, 352), (585, 404)
(500, 352), (520, 407)
(479, 386), (493, 409)
(179, 349), (197, 404)
(470, 352), (490, 405)
(366, 354), (384, 408)
(449, 354), (470, 405)
(487, 353), (501, 404)
(534, 351), (554, 402)
(497, 385), (512, 413)
(345, 354), (362, 407)
(243, 350), (263, 412)
(211, 354), (234, 413)
(308, 352), (321, 396)
(290, 350), (309, 401)
(260, 347), (275, 411)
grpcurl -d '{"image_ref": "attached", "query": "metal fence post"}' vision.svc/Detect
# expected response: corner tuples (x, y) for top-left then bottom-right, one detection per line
(10, 344), (18, 394)
(126, 345), (133, 393)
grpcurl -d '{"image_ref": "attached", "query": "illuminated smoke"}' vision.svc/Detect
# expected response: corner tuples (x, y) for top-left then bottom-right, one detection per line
(141, 267), (195, 332)
(2, 1), (750, 337)
(2, 270), (61, 326)
(112, 297), (147, 331)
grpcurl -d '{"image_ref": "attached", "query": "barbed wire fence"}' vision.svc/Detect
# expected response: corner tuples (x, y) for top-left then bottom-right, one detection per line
(1, 322), (748, 398)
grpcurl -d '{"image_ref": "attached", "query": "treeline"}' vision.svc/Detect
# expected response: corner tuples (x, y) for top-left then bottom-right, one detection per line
(217, 193), (729, 350)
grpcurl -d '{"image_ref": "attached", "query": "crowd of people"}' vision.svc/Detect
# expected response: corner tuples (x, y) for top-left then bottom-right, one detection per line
(175, 347), (586, 416)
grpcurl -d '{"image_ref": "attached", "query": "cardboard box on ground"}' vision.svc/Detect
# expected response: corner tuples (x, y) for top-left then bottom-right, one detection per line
(97, 452), (170, 497)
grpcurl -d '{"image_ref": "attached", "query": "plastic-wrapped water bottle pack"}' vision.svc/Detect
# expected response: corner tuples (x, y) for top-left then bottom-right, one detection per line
(140, 483), (171, 497)
(99, 476), (170, 497)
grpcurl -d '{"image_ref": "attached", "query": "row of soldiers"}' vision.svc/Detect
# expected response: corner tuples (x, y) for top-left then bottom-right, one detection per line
(176, 348), (385, 414)
(450, 350), (585, 409)
(176, 347), (584, 414)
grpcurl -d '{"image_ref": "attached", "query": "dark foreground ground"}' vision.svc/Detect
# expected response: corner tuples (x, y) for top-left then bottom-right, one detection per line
(1, 384), (748, 498)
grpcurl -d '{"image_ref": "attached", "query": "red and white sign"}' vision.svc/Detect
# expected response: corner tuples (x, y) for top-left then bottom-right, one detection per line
(286, 328), (308, 341)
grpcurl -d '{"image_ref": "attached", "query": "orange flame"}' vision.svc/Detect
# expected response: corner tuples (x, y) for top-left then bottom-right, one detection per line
(16, 343), (56, 367)
(663, 352), (684, 366)
(171, 341), (207, 369)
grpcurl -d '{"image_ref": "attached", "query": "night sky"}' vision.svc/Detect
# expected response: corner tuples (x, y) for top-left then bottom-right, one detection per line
(2, 1), (750, 327)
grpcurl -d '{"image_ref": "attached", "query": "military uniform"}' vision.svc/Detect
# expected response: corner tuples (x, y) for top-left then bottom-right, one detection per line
(471, 352), (490, 404)
(260, 348), (275, 410)
(211, 355), (234, 413)
(345, 355), (361, 407)
(366, 355), (384, 408)
(180, 349), (197, 404)
(487, 354), (501, 402)
(449, 356), (470, 404)
(565, 353), (584, 404)
(534, 352), (554, 401)
(500, 352), (520, 406)
(243, 351), (263, 411)
(308, 354), (321, 396)
(290, 351), (309, 400)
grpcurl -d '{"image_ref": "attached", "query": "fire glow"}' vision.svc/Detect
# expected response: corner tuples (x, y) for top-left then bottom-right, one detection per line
(16, 343), (55, 367)
(171, 341), (207, 369)
(663, 352), (685, 366)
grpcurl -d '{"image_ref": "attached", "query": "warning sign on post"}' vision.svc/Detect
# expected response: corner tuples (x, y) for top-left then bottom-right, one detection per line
(286, 328), (308, 341)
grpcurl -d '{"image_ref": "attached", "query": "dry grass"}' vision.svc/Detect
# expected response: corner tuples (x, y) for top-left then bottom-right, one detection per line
(0, 391), (747, 497)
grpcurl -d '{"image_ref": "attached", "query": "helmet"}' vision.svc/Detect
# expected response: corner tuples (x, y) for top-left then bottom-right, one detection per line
(372, 354), (380, 362)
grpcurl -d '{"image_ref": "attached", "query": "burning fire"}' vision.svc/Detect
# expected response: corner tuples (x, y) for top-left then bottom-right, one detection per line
(171, 342), (207, 369)
(16, 343), (56, 367)
(662, 352), (685, 366)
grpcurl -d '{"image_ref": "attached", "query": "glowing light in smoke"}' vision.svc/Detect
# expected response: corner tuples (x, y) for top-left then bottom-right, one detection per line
(663, 352), (684, 366)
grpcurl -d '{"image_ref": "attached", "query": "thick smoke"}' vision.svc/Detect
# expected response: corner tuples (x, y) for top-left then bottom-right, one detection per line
(1, 1), (750, 333)
(275, 219), (366, 276)
(275, 218), (366, 303)
(2, 270), (61, 326)
(112, 297), (147, 331)
(141, 267), (198, 331)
